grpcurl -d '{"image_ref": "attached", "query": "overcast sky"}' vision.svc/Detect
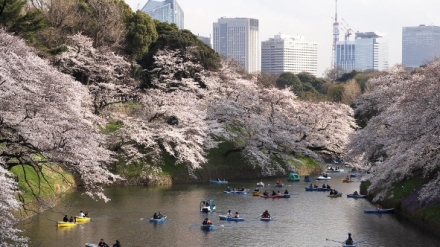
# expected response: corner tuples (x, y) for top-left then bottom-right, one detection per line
(125, 0), (440, 76)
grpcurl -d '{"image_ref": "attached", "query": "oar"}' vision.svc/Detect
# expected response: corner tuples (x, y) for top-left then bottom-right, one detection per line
(255, 214), (262, 219)
(325, 238), (343, 243)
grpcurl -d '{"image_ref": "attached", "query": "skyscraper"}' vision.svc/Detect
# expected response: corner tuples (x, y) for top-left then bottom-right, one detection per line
(213, 17), (260, 73)
(141, 0), (184, 29)
(354, 32), (389, 71)
(402, 25), (440, 69)
(261, 34), (317, 76)
(335, 40), (355, 72)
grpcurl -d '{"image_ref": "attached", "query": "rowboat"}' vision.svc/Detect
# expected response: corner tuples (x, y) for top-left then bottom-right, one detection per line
(57, 221), (77, 227)
(342, 179), (354, 183)
(304, 177), (311, 182)
(346, 194), (367, 198)
(200, 199), (216, 212)
(342, 242), (357, 247)
(252, 191), (260, 196)
(210, 180), (228, 184)
(149, 215), (167, 223)
(223, 189), (249, 194)
(256, 182), (264, 187)
(305, 187), (331, 192)
(201, 224), (214, 231)
(350, 173), (357, 178)
(326, 169), (344, 173)
(327, 193), (342, 198)
(364, 208), (394, 214)
(260, 216), (272, 221)
(316, 176), (331, 180)
(275, 183), (284, 187)
(287, 173), (300, 181)
(260, 194), (290, 198)
(219, 215), (244, 221)
(74, 216), (90, 223)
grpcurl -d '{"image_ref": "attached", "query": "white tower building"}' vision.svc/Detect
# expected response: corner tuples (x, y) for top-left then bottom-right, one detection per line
(261, 34), (318, 76)
(213, 17), (260, 73)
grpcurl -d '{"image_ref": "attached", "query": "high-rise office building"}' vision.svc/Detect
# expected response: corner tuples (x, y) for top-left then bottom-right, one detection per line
(261, 34), (317, 76)
(197, 35), (211, 48)
(354, 32), (389, 71)
(213, 17), (260, 73)
(402, 25), (440, 69)
(336, 40), (355, 72)
(141, 0), (184, 29)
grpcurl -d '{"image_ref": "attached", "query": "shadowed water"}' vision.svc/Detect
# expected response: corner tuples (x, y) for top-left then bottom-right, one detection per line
(19, 173), (440, 247)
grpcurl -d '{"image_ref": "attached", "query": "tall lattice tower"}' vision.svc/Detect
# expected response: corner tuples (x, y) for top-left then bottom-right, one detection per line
(331, 0), (340, 70)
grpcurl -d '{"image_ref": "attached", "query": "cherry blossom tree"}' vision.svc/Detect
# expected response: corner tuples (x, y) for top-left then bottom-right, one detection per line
(345, 63), (440, 203)
(0, 30), (120, 245)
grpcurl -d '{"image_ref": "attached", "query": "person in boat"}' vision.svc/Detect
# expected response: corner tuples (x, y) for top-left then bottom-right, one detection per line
(226, 186), (232, 192)
(98, 239), (109, 247)
(158, 211), (164, 219)
(262, 210), (270, 218)
(323, 173), (328, 178)
(322, 184), (326, 188)
(284, 190), (289, 195)
(202, 218), (212, 225)
(313, 184), (318, 188)
(263, 190), (269, 196)
(226, 210), (232, 218)
(205, 201), (210, 207)
(345, 233), (353, 245)
(277, 190), (281, 195)
(271, 190), (277, 196)
(254, 187), (259, 192)
(240, 187), (245, 191)
(153, 213), (158, 219)
(84, 211), (89, 217)
(329, 190), (334, 195)
(112, 240), (121, 247)
(305, 175), (309, 179)
(346, 175), (350, 180)
(353, 191), (359, 195)
(217, 178), (220, 181)
(309, 183), (313, 188)
(234, 212), (240, 218)
(377, 203), (383, 210)
(79, 210), (85, 217)
(63, 215), (68, 222)
(69, 216), (75, 223)
(334, 189), (339, 195)
(326, 184), (331, 189)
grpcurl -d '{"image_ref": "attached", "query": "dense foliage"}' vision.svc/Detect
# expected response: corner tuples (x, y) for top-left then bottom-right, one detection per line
(345, 63), (440, 203)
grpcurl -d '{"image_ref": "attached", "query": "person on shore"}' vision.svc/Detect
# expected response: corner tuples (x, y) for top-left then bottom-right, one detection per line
(63, 215), (68, 222)
(112, 240), (121, 247)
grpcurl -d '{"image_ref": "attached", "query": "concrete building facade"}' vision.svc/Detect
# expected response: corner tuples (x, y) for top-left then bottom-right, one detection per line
(213, 17), (260, 73)
(261, 34), (317, 76)
(402, 25), (440, 69)
(141, 0), (184, 29)
(336, 40), (355, 72)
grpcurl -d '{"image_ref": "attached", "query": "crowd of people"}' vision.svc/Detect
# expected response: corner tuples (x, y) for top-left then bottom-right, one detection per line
(98, 239), (121, 247)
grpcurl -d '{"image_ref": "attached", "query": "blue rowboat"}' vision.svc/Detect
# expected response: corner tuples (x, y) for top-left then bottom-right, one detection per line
(219, 215), (244, 221)
(304, 177), (311, 182)
(210, 180), (228, 184)
(256, 182), (264, 187)
(223, 189), (250, 194)
(346, 194), (367, 198)
(275, 183), (284, 187)
(201, 224), (214, 231)
(260, 217), (272, 221)
(200, 199), (216, 212)
(364, 208), (394, 214)
(149, 216), (167, 223)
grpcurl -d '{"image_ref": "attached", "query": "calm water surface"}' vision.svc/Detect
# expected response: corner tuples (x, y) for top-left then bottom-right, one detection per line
(19, 173), (440, 247)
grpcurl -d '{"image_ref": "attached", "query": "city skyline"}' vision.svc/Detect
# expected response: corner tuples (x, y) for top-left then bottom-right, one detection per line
(126, 0), (440, 76)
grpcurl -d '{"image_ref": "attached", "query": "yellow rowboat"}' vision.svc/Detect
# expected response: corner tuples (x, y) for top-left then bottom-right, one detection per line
(252, 191), (260, 196)
(342, 179), (354, 183)
(57, 221), (77, 227)
(75, 216), (91, 223)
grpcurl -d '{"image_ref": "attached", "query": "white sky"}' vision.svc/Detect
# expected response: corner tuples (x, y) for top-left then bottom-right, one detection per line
(125, 0), (440, 76)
